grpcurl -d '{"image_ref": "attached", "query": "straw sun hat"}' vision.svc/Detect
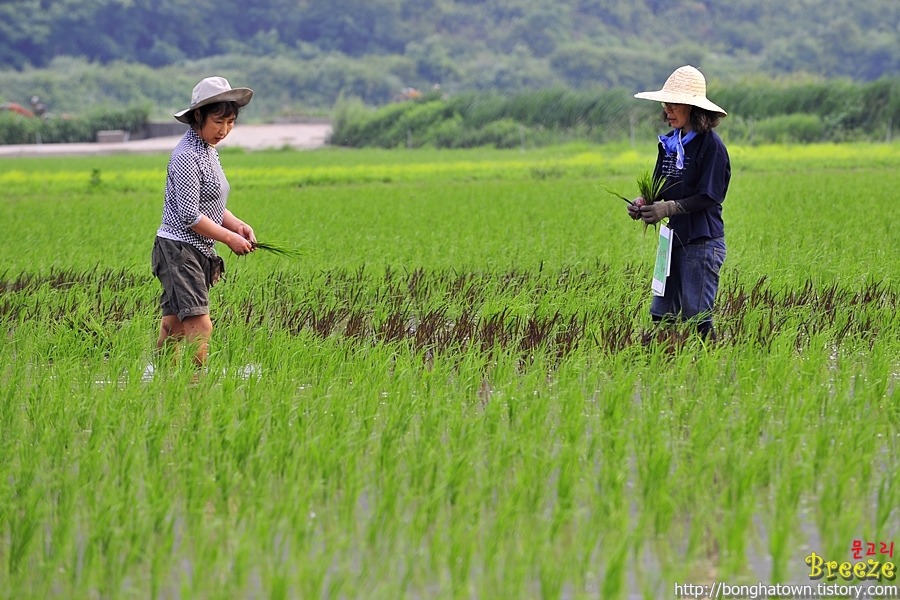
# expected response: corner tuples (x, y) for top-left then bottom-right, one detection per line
(174, 76), (253, 123)
(634, 65), (726, 116)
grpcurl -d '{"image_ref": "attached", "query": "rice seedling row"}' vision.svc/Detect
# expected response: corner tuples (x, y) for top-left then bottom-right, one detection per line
(1, 144), (898, 598)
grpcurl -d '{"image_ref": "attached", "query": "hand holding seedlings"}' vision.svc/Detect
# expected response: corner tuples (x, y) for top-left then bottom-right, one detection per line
(628, 197), (645, 220)
(639, 200), (678, 224)
(235, 223), (256, 244)
(603, 171), (669, 225)
(226, 231), (255, 255)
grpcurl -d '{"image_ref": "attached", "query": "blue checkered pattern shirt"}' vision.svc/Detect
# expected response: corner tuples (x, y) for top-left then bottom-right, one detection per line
(156, 128), (229, 257)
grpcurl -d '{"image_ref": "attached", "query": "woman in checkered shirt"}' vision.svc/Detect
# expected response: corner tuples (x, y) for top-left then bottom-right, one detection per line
(151, 77), (257, 370)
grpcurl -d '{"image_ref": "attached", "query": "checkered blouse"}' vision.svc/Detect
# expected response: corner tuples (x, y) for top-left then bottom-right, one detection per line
(156, 128), (229, 257)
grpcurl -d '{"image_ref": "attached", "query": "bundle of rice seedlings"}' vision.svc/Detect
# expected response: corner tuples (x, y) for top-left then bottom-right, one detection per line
(635, 170), (668, 205)
(601, 170), (670, 232)
(250, 241), (305, 259)
(601, 171), (668, 206)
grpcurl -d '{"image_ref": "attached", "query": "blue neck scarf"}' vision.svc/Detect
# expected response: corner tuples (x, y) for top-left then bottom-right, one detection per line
(659, 128), (696, 170)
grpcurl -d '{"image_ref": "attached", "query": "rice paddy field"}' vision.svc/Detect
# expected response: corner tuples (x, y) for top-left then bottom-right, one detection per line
(1, 141), (899, 599)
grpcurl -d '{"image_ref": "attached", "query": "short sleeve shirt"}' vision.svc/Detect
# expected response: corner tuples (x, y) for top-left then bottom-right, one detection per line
(655, 129), (730, 247)
(156, 128), (230, 257)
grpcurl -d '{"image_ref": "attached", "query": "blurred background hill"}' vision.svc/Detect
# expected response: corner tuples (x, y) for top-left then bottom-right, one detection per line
(1, 0), (898, 118)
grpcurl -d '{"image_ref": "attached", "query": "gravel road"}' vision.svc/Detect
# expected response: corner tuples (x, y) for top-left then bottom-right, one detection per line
(0, 123), (333, 158)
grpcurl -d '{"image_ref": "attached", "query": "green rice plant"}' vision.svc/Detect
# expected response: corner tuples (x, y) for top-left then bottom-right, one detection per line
(599, 181), (635, 206)
(250, 240), (305, 258)
(601, 169), (667, 206)
(601, 168), (671, 233)
(635, 169), (667, 205)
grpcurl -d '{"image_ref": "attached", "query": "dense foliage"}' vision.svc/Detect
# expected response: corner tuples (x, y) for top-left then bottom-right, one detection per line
(1, 0), (898, 146)
(2, 70), (898, 148)
(1, 0), (898, 100)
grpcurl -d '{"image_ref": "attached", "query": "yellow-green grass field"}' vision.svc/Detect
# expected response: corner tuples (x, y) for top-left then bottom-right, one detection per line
(1, 142), (898, 599)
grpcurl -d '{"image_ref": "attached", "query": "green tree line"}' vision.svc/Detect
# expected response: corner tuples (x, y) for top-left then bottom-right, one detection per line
(1, 0), (898, 146)
(1, 0), (898, 101)
(2, 60), (898, 147)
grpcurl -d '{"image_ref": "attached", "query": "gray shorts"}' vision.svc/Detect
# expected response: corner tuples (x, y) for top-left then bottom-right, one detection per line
(151, 237), (224, 321)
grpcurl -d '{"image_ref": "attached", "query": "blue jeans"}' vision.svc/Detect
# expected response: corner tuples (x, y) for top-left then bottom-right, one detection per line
(650, 237), (726, 331)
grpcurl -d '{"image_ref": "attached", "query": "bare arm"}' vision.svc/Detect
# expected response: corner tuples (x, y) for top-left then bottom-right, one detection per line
(222, 210), (256, 243)
(191, 213), (254, 255)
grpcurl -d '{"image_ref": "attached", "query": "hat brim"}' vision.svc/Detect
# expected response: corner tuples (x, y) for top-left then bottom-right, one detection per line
(174, 88), (254, 123)
(634, 90), (726, 116)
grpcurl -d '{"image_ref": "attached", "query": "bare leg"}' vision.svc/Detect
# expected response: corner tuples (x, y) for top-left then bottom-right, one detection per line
(155, 315), (185, 366)
(182, 314), (214, 368)
(157, 315), (185, 348)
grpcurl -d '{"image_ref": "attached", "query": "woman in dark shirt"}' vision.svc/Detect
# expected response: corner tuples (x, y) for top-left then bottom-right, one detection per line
(627, 65), (730, 341)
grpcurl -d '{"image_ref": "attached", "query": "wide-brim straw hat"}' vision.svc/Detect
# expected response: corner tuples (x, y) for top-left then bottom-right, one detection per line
(634, 65), (726, 116)
(174, 76), (253, 123)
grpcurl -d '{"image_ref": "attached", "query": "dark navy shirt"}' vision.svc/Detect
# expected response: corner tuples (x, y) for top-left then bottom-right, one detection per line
(655, 129), (730, 247)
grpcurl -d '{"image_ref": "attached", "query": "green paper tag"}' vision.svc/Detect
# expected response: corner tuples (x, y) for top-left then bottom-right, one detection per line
(652, 224), (673, 297)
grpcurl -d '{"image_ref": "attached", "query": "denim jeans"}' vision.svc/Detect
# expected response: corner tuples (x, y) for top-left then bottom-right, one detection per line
(650, 237), (726, 327)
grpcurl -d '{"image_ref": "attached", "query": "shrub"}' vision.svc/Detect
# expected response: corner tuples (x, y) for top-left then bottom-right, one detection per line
(330, 97), (412, 147)
(0, 113), (40, 144)
(752, 114), (825, 144)
(0, 105), (149, 144)
(456, 118), (524, 149)
(421, 114), (464, 148)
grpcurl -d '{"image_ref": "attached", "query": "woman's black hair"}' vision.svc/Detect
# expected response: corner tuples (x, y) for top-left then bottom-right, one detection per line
(689, 107), (722, 133)
(188, 101), (242, 128)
